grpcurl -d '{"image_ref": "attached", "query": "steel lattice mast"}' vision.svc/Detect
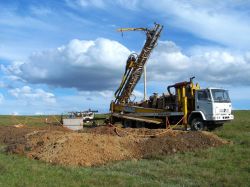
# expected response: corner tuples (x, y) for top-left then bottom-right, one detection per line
(114, 23), (163, 104)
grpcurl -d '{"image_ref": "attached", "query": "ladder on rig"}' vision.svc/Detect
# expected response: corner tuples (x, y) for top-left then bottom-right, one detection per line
(114, 23), (163, 104)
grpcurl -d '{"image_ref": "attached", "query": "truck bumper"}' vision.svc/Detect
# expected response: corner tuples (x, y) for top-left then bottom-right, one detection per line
(211, 114), (234, 121)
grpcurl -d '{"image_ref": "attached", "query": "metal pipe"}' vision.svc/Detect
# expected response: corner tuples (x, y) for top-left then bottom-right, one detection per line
(143, 65), (147, 101)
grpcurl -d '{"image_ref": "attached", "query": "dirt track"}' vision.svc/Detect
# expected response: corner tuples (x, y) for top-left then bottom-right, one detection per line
(0, 125), (228, 166)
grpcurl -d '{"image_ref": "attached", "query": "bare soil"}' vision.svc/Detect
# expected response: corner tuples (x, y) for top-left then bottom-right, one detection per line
(0, 125), (228, 166)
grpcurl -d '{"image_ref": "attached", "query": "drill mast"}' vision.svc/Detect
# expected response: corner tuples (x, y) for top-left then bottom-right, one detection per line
(114, 23), (163, 104)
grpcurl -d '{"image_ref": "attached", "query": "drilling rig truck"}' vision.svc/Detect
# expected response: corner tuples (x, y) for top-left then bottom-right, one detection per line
(110, 23), (234, 130)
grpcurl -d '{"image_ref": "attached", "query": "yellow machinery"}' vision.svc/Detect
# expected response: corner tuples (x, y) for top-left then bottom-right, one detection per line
(110, 23), (200, 129)
(110, 23), (234, 130)
(114, 23), (163, 104)
(111, 77), (200, 129)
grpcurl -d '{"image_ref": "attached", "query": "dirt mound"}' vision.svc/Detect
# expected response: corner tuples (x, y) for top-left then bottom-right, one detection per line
(25, 131), (139, 166)
(2, 125), (228, 166)
(81, 126), (178, 137)
(0, 125), (69, 145)
(81, 125), (118, 136)
(0, 126), (34, 145)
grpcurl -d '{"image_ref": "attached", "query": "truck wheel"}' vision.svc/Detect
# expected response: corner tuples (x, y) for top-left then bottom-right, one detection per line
(191, 117), (206, 131)
(123, 119), (132, 128)
(135, 121), (144, 128)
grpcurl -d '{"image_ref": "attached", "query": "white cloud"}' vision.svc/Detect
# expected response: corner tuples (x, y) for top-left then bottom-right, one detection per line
(29, 6), (52, 16)
(1, 61), (24, 75)
(57, 91), (114, 113)
(78, 0), (105, 8)
(65, 0), (250, 48)
(3, 38), (250, 93)
(132, 90), (144, 101)
(116, 0), (139, 9)
(4, 38), (130, 91)
(9, 86), (56, 104)
(148, 41), (250, 85)
(12, 112), (19, 116)
(98, 90), (114, 98)
(66, 0), (105, 8)
(143, 0), (250, 49)
(66, 0), (140, 10)
(0, 8), (55, 30)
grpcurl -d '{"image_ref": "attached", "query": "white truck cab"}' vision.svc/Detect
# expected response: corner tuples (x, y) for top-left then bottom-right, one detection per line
(189, 88), (234, 130)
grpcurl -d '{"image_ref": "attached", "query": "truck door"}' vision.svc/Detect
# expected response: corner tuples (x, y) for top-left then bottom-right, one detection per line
(195, 89), (212, 120)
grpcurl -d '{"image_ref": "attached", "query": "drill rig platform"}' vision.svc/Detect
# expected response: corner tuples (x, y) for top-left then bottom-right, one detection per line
(110, 23), (233, 130)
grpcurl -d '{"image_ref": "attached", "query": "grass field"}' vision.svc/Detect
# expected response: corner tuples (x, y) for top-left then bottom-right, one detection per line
(0, 111), (249, 186)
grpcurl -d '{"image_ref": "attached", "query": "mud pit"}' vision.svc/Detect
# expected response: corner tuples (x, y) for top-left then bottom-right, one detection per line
(0, 125), (228, 166)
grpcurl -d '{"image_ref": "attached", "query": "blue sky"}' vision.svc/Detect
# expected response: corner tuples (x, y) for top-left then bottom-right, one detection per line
(0, 0), (250, 115)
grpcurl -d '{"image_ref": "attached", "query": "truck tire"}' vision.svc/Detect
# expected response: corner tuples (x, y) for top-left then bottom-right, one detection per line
(123, 119), (132, 128)
(135, 121), (145, 128)
(191, 117), (206, 131)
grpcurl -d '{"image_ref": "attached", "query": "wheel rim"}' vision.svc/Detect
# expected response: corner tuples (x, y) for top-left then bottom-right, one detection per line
(194, 121), (203, 130)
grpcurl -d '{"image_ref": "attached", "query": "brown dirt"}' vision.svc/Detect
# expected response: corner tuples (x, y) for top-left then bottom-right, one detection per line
(0, 125), (228, 166)
(0, 125), (69, 145)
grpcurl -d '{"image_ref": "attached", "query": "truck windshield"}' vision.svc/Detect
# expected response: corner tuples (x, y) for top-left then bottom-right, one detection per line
(211, 89), (230, 103)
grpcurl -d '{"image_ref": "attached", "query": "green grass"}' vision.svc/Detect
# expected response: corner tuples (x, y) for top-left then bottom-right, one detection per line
(0, 114), (108, 127)
(0, 115), (59, 127)
(0, 111), (249, 186)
